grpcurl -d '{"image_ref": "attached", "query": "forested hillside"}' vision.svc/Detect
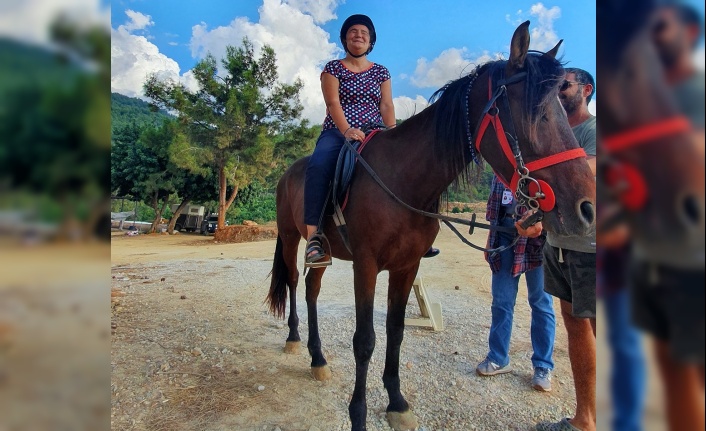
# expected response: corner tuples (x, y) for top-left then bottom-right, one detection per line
(111, 93), (170, 132)
(0, 38), (79, 96)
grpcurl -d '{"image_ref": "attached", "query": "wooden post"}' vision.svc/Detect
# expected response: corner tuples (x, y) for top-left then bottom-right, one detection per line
(405, 277), (443, 331)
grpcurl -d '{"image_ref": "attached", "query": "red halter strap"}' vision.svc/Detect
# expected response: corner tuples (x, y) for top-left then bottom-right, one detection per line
(602, 116), (692, 153)
(601, 116), (692, 211)
(473, 75), (587, 211)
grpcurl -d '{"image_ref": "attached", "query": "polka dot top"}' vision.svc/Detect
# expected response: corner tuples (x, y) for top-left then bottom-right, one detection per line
(321, 60), (391, 131)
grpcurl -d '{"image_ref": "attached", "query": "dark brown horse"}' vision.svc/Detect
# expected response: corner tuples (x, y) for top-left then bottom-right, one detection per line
(267, 21), (595, 431)
(597, 0), (705, 263)
(597, 1), (704, 429)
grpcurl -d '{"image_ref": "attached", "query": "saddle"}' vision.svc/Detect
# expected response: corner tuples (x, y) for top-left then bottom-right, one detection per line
(309, 127), (383, 263)
(332, 128), (381, 211)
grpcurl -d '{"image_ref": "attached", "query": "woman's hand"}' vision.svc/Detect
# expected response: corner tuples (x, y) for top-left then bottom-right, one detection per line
(344, 127), (366, 141)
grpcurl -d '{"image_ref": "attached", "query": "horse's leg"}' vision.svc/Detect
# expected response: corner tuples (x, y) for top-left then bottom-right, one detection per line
(349, 261), (378, 431)
(305, 267), (331, 380)
(383, 268), (419, 431)
(282, 231), (302, 354)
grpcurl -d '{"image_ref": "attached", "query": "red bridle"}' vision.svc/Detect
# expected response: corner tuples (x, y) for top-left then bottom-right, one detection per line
(601, 116), (692, 211)
(473, 74), (587, 212)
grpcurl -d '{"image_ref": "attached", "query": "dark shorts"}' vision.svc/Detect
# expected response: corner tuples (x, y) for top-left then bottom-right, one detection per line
(630, 261), (705, 365)
(543, 245), (596, 318)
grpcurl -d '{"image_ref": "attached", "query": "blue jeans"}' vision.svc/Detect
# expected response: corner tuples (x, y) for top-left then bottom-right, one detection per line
(487, 217), (555, 370)
(603, 288), (646, 431)
(304, 128), (345, 226)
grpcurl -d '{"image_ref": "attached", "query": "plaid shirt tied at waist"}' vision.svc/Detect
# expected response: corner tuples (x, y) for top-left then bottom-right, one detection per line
(484, 175), (546, 277)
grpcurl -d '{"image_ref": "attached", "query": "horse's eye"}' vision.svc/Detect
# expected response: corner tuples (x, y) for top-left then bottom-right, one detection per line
(541, 115), (549, 123)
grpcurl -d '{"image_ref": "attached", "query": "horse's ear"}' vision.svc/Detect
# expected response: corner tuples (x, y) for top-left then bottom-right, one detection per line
(544, 39), (563, 59)
(509, 20), (531, 70)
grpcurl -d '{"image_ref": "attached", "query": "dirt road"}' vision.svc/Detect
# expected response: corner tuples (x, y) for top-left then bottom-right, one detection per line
(110, 216), (593, 431)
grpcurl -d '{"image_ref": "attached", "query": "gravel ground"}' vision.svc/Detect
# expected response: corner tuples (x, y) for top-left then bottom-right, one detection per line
(110, 225), (582, 431)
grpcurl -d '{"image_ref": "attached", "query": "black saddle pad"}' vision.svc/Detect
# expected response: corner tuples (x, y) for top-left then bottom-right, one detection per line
(333, 140), (361, 207)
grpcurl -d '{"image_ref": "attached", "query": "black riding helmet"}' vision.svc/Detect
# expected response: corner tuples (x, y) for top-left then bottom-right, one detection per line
(340, 14), (376, 57)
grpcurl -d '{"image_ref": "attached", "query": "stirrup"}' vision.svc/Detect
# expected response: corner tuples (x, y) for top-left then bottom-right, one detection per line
(304, 232), (332, 269)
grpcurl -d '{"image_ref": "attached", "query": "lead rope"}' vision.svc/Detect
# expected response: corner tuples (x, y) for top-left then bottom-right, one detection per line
(342, 139), (519, 256)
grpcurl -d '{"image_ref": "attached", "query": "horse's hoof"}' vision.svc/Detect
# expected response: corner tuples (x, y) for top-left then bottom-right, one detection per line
(386, 410), (418, 431)
(283, 341), (301, 354)
(310, 365), (331, 381)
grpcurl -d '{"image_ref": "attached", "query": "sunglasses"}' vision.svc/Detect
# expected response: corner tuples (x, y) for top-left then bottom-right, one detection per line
(560, 80), (583, 91)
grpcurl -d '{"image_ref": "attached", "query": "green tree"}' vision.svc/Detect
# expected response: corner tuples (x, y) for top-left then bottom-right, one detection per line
(111, 121), (220, 234)
(111, 123), (172, 233)
(138, 122), (182, 232)
(144, 38), (304, 229)
(267, 120), (320, 184)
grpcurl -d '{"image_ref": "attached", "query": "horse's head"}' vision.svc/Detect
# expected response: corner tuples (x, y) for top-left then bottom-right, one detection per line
(471, 21), (596, 236)
(597, 0), (705, 263)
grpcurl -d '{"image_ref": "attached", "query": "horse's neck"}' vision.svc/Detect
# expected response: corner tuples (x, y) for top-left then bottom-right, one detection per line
(369, 106), (466, 210)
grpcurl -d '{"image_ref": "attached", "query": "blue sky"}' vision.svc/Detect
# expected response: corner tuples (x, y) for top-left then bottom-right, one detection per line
(1, 0), (702, 122)
(111, 0), (597, 121)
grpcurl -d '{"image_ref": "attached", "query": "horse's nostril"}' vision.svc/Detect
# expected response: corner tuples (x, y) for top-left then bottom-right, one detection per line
(580, 201), (595, 225)
(681, 194), (702, 225)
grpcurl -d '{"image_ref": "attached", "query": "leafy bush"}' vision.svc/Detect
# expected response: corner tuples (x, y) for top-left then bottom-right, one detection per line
(229, 181), (277, 224)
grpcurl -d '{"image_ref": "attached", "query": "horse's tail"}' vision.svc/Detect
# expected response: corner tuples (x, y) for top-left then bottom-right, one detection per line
(266, 234), (288, 319)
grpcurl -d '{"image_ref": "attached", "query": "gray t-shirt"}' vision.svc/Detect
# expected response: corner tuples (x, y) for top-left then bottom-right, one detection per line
(546, 115), (596, 253)
(673, 70), (705, 130)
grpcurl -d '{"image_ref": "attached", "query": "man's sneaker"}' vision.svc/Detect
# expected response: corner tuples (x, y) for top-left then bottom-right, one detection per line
(532, 367), (552, 392)
(476, 357), (512, 376)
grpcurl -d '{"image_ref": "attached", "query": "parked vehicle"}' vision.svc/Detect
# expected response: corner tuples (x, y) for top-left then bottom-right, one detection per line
(172, 204), (205, 232)
(200, 214), (227, 235)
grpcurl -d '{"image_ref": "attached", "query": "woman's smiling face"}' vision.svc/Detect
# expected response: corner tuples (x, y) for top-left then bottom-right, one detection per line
(346, 24), (370, 54)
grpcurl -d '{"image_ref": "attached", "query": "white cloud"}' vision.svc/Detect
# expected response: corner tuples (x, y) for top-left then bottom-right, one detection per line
(588, 99), (596, 116)
(123, 10), (153, 32)
(411, 48), (502, 89)
(286, 0), (339, 24)
(528, 3), (561, 51)
(393, 95), (429, 120)
(180, 70), (201, 93)
(0, 0), (109, 45)
(111, 10), (192, 99)
(189, 0), (339, 122)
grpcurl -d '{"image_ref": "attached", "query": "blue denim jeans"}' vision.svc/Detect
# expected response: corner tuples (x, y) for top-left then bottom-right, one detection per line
(603, 288), (646, 431)
(487, 217), (555, 370)
(304, 128), (345, 226)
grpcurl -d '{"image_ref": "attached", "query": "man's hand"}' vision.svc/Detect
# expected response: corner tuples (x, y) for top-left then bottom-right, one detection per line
(515, 220), (544, 238)
(514, 209), (544, 238)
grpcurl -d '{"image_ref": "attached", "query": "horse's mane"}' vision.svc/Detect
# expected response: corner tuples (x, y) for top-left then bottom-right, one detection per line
(427, 52), (565, 187)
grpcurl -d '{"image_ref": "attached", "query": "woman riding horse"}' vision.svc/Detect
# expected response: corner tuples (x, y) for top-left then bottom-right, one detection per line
(303, 14), (396, 264)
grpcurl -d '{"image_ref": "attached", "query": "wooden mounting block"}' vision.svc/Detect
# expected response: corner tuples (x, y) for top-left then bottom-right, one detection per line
(405, 277), (444, 331)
